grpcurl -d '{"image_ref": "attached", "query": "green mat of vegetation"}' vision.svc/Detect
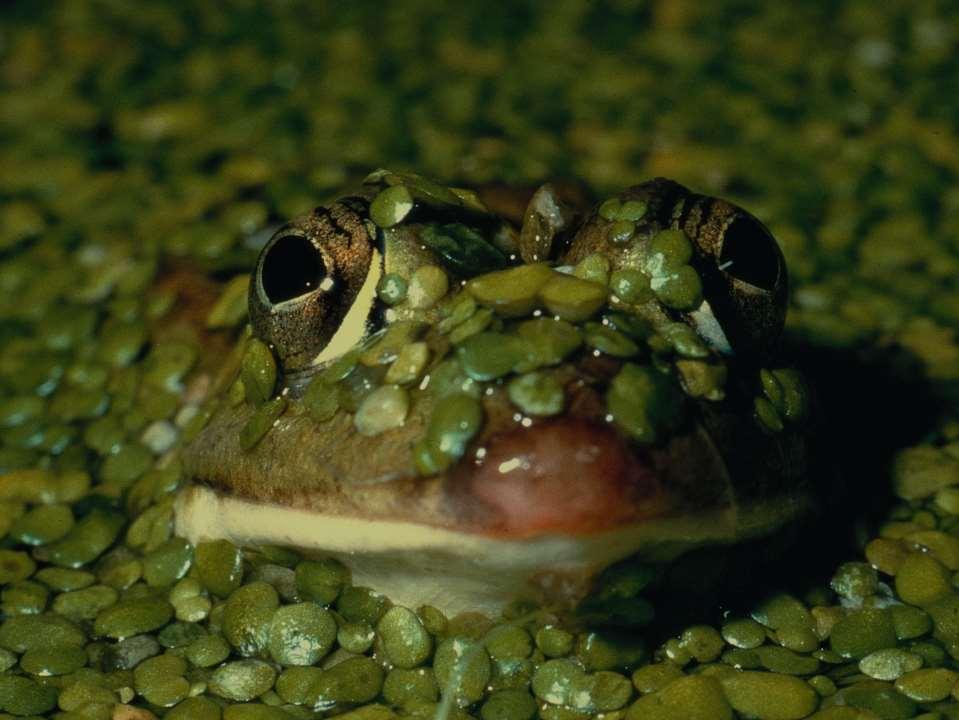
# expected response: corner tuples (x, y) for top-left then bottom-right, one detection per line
(1, 1), (958, 718)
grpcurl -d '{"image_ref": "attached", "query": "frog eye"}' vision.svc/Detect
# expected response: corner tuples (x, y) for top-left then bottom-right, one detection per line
(686, 207), (787, 359)
(259, 233), (329, 304)
(717, 216), (782, 291)
(248, 202), (381, 378)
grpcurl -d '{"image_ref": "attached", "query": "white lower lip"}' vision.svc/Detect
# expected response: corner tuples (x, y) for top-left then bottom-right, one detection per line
(175, 485), (747, 615)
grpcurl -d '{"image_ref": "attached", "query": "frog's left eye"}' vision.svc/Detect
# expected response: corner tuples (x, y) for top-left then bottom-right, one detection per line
(686, 208), (787, 360)
(260, 233), (329, 305)
(248, 202), (381, 378)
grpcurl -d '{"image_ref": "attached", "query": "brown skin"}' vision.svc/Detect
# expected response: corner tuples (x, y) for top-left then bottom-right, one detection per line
(181, 177), (810, 542)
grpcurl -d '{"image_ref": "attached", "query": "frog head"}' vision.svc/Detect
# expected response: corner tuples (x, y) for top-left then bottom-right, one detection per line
(176, 171), (811, 617)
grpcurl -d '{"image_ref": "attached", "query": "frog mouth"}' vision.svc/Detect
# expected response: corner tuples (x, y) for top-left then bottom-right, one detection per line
(175, 483), (745, 617)
(176, 400), (811, 615)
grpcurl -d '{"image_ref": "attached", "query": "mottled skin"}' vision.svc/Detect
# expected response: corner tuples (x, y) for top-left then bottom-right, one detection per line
(181, 176), (812, 548)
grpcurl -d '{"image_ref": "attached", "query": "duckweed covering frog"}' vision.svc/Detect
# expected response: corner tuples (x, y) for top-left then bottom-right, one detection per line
(176, 169), (814, 617)
(2, 2), (959, 719)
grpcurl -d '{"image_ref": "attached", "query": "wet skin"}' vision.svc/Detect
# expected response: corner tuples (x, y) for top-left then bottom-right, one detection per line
(175, 171), (813, 611)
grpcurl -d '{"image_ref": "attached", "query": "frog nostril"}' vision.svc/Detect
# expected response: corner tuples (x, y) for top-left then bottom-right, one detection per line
(261, 234), (326, 304)
(718, 216), (780, 291)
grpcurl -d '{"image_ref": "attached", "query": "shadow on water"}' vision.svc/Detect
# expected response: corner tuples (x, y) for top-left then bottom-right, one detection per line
(625, 334), (947, 645)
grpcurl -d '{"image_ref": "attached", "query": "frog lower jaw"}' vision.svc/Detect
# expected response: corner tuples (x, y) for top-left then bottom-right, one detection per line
(174, 484), (782, 617)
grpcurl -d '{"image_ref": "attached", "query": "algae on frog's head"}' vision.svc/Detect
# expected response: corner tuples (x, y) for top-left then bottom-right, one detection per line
(177, 171), (815, 615)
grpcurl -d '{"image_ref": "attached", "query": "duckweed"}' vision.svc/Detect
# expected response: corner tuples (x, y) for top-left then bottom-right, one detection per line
(143, 536), (193, 586)
(377, 274), (409, 306)
(481, 688), (537, 720)
(303, 378), (340, 422)
(221, 585), (276, 656)
(532, 658), (585, 705)
(840, 681), (918, 719)
(608, 220), (636, 245)
(573, 254), (611, 286)
(539, 274), (607, 322)
(239, 397), (288, 450)
(385, 342), (430, 385)
(515, 318), (582, 369)
(507, 372), (564, 417)
(456, 332), (525, 381)
(196, 539), (245, 598)
(133, 652), (190, 706)
(650, 266), (703, 312)
(895, 553), (953, 607)
(536, 626), (575, 658)
(610, 269), (652, 304)
(414, 393), (483, 475)
(9, 503), (74, 545)
(722, 618), (766, 649)
(36, 508), (125, 568)
(289, 560), (344, 608)
(407, 265), (450, 310)
(94, 596), (174, 640)
(383, 667), (440, 708)
(337, 586), (391, 625)
(895, 667), (958, 702)
(339, 622), (376, 654)
(3, 3), (959, 718)
(0, 615), (78, 656)
(210, 659), (278, 702)
(435, 637), (492, 706)
(354, 385), (409, 436)
(276, 665), (324, 705)
(166, 696), (222, 720)
(267, 603), (337, 666)
(626, 675), (732, 720)
(606, 364), (684, 443)
(377, 606), (433, 668)
(467, 264), (554, 318)
(857, 648), (923, 682)
(720, 672), (819, 720)
(371, 185), (416, 229)
(19, 644), (87, 676)
(208, 275), (252, 329)
(240, 339), (277, 405)
(583, 322), (639, 358)
(0, 551), (35, 585)
(830, 608), (898, 660)
(309, 656), (385, 708)
(53, 583), (119, 620)
(449, 307), (494, 344)
(0, 674), (58, 715)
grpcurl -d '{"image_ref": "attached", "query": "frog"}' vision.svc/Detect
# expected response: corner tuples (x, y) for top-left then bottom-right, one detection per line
(174, 169), (814, 618)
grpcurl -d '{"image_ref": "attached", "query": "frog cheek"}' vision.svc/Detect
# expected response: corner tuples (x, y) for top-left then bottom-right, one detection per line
(688, 207), (788, 360)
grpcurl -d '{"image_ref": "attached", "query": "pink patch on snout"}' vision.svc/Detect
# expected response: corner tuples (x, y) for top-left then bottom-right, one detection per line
(452, 418), (665, 538)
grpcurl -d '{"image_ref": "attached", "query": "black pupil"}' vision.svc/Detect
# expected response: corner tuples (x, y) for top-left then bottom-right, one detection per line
(261, 234), (325, 304)
(718, 216), (780, 291)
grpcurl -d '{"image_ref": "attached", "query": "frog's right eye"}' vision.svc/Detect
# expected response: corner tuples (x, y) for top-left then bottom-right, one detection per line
(248, 203), (380, 379)
(686, 207), (788, 360)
